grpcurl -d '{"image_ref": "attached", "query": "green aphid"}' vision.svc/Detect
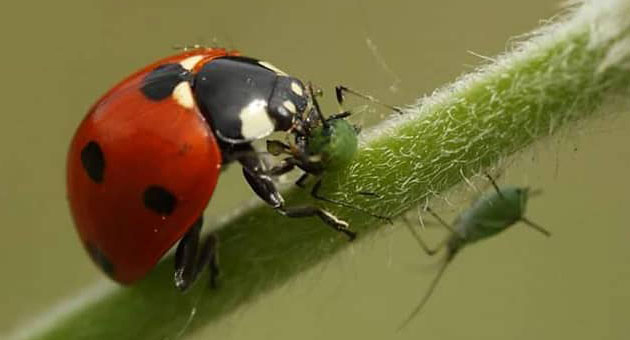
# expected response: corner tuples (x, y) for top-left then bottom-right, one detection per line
(266, 84), (391, 227)
(304, 118), (358, 172)
(400, 174), (551, 328)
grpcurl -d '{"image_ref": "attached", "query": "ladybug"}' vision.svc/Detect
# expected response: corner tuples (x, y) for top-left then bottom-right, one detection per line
(67, 48), (355, 290)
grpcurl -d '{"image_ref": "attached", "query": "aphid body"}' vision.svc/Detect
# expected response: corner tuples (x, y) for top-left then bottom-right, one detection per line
(400, 176), (550, 328)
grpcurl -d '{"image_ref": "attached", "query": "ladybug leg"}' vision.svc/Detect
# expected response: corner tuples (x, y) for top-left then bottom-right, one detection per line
(198, 233), (220, 289)
(295, 173), (310, 188)
(276, 205), (356, 240)
(262, 141), (310, 188)
(266, 140), (291, 156)
(266, 158), (298, 177)
(174, 219), (201, 291)
(174, 217), (220, 291)
(238, 151), (355, 240)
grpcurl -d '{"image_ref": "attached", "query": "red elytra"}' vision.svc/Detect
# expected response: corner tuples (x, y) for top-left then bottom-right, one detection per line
(67, 48), (238, 284)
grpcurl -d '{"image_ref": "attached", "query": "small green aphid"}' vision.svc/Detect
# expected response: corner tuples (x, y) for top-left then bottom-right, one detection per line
(266, 85), (395, 226)
(400, 174), (551, 328)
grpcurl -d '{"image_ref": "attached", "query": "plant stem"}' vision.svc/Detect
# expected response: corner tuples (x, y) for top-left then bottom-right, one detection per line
(13, 1), (630, 339)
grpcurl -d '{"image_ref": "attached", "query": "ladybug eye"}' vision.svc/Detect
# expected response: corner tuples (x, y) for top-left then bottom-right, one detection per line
(80, 141), (105, 183)
(143, 186), (177, 215)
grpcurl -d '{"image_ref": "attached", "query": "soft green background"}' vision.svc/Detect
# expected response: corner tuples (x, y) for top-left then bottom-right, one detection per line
(1, 1), (629, 339)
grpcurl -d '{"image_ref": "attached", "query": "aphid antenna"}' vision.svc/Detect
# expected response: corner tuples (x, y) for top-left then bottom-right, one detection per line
(335, 85), (404, 114)
(520, 217), (552, 237)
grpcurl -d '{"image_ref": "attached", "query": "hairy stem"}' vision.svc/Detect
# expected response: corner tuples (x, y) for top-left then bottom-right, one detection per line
(12, 1), (630, 339)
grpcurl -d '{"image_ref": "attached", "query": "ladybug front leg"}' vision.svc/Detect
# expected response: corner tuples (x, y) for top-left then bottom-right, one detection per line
(174, 217), (219, 291)
(238, 151), (356, 240)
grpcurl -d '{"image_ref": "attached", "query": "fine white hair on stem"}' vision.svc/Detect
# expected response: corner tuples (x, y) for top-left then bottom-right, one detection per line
(360, 0), (630, 145)
(11, 0), (630, 339)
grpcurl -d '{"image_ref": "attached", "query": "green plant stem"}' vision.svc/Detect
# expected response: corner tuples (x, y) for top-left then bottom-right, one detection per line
(14, 1), (630, 339)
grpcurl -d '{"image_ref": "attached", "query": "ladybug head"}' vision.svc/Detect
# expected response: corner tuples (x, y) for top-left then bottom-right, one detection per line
(267, 76), (308, 131)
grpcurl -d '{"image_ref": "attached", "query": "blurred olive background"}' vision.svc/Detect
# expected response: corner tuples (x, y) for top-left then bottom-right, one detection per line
(1, 1), (629, 339)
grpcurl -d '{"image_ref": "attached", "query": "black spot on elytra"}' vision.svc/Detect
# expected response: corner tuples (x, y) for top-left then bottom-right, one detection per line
(86, 242), (115, 277)
(143, 186), (177, 215)
(80, 141), (105, 183)
(140, 63), (191, 101)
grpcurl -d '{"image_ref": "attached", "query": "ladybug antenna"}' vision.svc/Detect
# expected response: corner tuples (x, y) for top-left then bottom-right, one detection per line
(308, 83), (329, 128)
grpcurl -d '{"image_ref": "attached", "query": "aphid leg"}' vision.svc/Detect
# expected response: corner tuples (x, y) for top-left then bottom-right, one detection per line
(311, 179), (393, 224)
(520, 217), (552, 237)
(400, 204), (464, 328)
(401, 215), (444, 256)
(484, 173), (507, 200)
(424, 206), (460, 237)
(398, 255), (453, 330)
(335, 85), (404, 114)
(239, 152), (355, 240)
(174, 217), (219, 291)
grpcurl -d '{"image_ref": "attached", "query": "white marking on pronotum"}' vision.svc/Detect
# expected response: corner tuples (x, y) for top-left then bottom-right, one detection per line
(239, 99), (274, 139)
(179, 55), (204, 71)
(291, 82), (303, 96)
(172, 82), (195, 109)
(258, 61), (288, 76)
(282, 100), (297, 114)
